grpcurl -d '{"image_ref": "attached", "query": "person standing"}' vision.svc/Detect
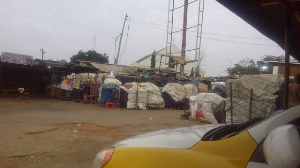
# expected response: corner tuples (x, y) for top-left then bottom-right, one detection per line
(288, 74), (300, 108)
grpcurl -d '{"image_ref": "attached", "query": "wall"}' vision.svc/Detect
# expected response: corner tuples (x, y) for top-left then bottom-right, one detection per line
(278, 64), (300, 77)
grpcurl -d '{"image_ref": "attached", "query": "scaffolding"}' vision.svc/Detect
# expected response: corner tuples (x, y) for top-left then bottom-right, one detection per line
(164, 0), (205, 74)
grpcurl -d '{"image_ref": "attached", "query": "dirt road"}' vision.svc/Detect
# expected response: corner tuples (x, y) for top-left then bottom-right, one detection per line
(0, 97), (200, 168)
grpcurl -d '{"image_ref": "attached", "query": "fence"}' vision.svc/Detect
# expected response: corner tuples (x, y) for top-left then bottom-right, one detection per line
(225, 75), (284, 123)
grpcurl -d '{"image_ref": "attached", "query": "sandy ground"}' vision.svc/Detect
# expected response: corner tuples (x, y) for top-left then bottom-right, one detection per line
(0, 97), (201, 168)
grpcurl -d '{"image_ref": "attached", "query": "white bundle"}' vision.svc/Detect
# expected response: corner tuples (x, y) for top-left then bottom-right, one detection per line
(104, 78), (122, 87)
(162, 83), (187, 102)
(126, 83), (148, 110)
(183, 84), (198, 98)
(140, 82), (165, 109)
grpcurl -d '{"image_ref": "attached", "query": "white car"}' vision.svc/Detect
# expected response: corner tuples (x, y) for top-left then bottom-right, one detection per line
(93, 106), (300, 168)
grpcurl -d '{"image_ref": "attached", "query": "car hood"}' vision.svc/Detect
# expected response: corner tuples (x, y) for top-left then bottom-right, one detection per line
(113, 124), (221, 149)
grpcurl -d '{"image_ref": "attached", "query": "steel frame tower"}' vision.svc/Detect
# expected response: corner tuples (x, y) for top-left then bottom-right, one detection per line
(165, 0), (205, 75)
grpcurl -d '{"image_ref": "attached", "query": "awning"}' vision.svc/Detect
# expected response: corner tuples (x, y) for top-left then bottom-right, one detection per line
(91, 62), (139, 76)
(216, 0), (300, 60)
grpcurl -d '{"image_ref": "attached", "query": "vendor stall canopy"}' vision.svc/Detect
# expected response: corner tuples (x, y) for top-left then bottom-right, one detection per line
(217, 0), (300, 60)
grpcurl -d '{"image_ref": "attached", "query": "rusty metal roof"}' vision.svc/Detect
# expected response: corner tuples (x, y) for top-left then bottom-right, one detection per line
(216, 0), (300, 60)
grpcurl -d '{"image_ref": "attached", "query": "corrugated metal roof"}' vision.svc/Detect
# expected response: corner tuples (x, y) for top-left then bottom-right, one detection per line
(91, 62), (138, 75)
(136, 54), (151, 63)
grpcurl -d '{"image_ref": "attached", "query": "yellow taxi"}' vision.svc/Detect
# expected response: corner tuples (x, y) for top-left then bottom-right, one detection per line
(93, 106), (300, 168)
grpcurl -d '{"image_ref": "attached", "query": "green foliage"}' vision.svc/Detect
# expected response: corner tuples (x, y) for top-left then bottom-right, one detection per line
(150, 51), (156, 68)
(190, 67), (194, 77)
(226, 58), (259, 76)
(195, 67), (200, 77)
(70, 50), (109, 64)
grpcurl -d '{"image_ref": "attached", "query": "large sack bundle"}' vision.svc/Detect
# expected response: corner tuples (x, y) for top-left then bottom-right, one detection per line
(211, 84), (227, 98)
(123, 83), (148, 110)
(73, 73), (96, 89)
(190, 93), (225, 124)
(225, 74), (283, 123)
(211, 82), (225, 90)
(198, 83), (209, 93)
(162, 83), (187, 102)
(162, 83), (189, 110)
(139, 82), (165, 109)
(104, 78), (122, 87)
(183, 84), (198, 98)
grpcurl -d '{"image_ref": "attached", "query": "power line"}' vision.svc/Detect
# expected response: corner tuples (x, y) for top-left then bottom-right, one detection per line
(129, 16), (270, 40)
(129, 19), (279, 47)
(130, 20), (167, 31)
(203, 32), (269, 40)
(128, 16), (166, 29)
(200, 36), (279, 47)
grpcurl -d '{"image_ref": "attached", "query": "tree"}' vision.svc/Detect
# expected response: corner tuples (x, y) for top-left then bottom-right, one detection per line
(190, 67), (194, 77)
(195, 67), (201, 77)
(226, 58), (259, 76)
(70, 50), (109, 64)
(150, 51), (156, 68)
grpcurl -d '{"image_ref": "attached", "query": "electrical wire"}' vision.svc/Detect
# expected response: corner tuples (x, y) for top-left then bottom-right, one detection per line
(129, 19), (279, 47)
(129, 16), (270, 41)
(128, 16), (167, 29)
(200, 36), (278, 47)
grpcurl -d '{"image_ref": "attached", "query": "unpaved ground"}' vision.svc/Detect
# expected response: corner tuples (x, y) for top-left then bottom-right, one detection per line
(0, 97), (201, 168)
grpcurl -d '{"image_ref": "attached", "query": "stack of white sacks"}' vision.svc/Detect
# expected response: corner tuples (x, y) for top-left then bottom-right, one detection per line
(120, 82), (165, 110)
(162, 83), (187, 102)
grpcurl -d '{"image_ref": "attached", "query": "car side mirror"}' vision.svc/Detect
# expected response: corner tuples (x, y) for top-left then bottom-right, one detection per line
(263, 124), (300, 168)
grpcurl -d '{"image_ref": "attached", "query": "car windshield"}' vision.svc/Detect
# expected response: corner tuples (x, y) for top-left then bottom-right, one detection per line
(0, 0), (296, 168)
(201, 118), (264, 141)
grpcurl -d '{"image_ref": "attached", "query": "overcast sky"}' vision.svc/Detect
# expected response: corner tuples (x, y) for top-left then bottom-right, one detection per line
(0, 0), (284, 76)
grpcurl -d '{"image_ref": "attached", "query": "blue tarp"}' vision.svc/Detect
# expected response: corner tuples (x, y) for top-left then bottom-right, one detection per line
(100, 85), (117, 103)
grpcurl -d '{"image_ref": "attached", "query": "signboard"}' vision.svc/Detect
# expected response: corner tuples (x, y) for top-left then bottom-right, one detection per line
(0, 52), (33, 66)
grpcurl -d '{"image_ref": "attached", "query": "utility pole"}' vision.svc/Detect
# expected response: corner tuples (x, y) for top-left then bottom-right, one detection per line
(40, 49), (46, 61)
(93, 34), (96, 50)
(114, 14), (128, 65)
(283, 12), (291, 110)
(180, 0), (188, 75)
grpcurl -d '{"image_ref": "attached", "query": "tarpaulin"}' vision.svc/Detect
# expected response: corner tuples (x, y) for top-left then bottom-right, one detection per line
(100, 85), (117, 103)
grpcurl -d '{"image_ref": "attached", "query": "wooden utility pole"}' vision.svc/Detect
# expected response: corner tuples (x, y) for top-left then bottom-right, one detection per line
(230, 82), (233, 123)
(180, 0), (188, 75)
(40, 49), (46, 61)
(284, 12), (290, 110)
(114, 14), (128, 65)
(249, 89), (253, 120)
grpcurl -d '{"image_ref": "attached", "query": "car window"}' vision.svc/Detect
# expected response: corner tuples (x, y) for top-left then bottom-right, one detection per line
(201, 118), (264, 141)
